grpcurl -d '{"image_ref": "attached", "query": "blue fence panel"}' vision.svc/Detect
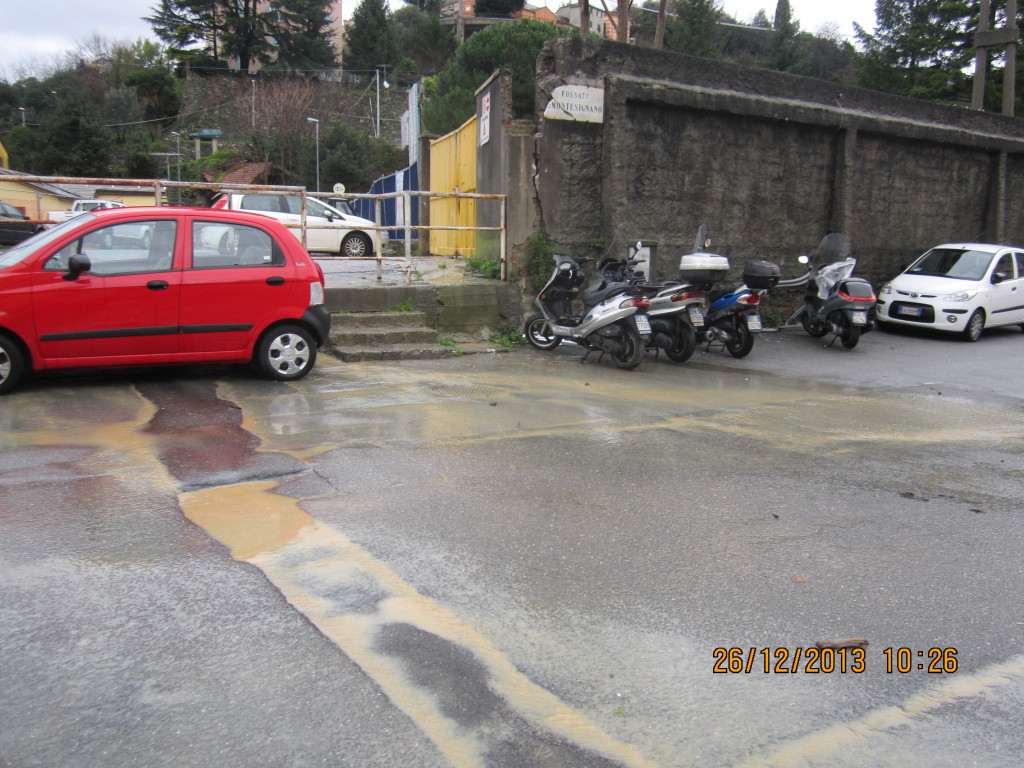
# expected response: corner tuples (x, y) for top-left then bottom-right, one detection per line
(354, 163), (419, 243)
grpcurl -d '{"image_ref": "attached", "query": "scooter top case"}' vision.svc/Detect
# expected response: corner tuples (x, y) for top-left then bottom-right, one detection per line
(679, 253), (730, 289)
(742, 260), (782, 289)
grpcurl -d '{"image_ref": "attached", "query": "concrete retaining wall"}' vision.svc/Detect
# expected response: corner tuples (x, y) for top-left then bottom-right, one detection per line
(535, 38), (1024, 287)
(326, 281), (523, 339)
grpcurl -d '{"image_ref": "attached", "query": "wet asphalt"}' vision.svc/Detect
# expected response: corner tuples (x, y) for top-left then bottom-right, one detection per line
(1, 321), (1023, 768)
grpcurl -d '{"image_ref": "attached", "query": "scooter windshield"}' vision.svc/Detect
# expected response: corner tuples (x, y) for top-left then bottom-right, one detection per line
(814, 259), (855, 299)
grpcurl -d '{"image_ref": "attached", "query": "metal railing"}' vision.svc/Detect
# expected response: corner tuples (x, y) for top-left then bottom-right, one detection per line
(8, 176), (508, 281)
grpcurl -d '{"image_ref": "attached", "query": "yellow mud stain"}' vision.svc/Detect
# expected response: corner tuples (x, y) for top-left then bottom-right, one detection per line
(180, 481), (312, 561)
(736, 653), (1024, 768)
(180, 479), (658, 768)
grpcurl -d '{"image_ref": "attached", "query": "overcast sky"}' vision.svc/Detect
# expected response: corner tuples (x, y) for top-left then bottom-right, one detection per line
(0, 0), (879, 80)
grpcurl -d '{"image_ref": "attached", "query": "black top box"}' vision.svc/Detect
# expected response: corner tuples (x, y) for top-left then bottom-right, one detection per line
(743, 260), (782, 289)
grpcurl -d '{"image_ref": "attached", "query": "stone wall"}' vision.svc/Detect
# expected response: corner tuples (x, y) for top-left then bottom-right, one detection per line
(534, 38), (1024, 287)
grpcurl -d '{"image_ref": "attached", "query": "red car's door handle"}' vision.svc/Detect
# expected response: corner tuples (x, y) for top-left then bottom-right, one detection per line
(147, 280), (169, 290)
(266, 277), (285, 286)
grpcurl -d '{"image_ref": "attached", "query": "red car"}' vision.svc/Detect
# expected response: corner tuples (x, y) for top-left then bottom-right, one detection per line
(0, 206), (330, 394)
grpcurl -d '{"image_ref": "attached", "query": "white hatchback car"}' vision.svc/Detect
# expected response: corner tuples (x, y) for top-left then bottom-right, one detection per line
(876, 243), (1024, 341)
(213, 193), (386, 257)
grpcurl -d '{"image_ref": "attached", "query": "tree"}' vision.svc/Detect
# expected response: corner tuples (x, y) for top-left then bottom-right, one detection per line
(344, 0), (397, 74)
(665, 0), (724, 58)
(147, 0), (225, 61)
(768, 0), (802, 72)
(393, 6), (458, 77)
(751, 8), (771, 28)
(317, 124), (408, 192)
(124, 67), (180, 123)
(474, 0), (526, 17)
(854, 0), (975, 103)
(147, 0), (275, 71)
(273, 0), (339, 72)
(39, 92), (112, 176)
(421, 20), (571, 135)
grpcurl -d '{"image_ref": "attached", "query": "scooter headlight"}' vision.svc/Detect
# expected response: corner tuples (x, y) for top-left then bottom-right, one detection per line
(943, 289), (978, 302)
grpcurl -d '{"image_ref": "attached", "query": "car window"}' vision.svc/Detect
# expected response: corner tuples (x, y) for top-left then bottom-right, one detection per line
(908, 248), (994, 281)
(240, 195), (282, 213)
(191, 221), (285, 268)
(43, 220), (176, 275)
(992, 253), (1014, 281)
(1012, 253), (1024, 280)
(306, 199), (330, 218)
(1, 201), (26, 218)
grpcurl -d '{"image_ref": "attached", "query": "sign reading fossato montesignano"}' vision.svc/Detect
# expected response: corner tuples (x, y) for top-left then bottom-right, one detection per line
(543, 85), (604, 123)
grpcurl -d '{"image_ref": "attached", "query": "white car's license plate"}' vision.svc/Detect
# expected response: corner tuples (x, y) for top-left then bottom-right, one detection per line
(898, 306), (922, 317)
(747, 314), (762, 331)
(688, 306), (704, 326)
(852, 311), (869, 325)
(635, 314), (651, 334)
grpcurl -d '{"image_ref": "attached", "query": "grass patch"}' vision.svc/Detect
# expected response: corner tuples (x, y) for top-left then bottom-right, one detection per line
(438, 337), (463, 357)
(388, 299), (415, 312)
(463, 254), (502, 280)
(488, 328), (526, 348)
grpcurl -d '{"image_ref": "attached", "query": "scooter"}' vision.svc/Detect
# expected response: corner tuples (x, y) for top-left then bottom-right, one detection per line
(595, 228), (726, 363)
(524, 252), (653, 370)
(783, 233), (876, 349)
(701, 258), (781, 358)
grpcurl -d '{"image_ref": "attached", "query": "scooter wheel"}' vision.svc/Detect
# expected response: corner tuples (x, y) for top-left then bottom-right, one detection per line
(524, 314), (562, 350)
(801, 313), (828, 338)
(830, 311), (861, 349)
(725, 320), (755, 358)
(663, 323), (697, 363)
(612, 324), (645, 370)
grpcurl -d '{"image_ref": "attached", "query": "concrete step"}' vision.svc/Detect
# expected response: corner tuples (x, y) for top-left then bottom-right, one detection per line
(329, 310), (439, 347)
(331, 343), (457, 362)
(331, 327), (441, 346)
(335, 311), (429, 329)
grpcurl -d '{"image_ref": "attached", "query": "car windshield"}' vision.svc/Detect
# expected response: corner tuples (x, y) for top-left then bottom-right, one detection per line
(905, 248), (995, 281)
(0, 214), (96, 268)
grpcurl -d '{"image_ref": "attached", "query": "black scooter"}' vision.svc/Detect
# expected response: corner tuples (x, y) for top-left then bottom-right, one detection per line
(783, 234), (876, 349)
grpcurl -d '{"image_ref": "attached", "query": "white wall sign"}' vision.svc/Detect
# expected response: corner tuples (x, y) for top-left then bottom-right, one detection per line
(480, 92), (491, 145)
(543, 85), (604, 123)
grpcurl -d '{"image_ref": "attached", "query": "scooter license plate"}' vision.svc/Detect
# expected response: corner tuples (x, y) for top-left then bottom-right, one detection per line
(634, 314), (651, 334)
(747, 314), (762, 331)
(688, 306), (705, 326)
(852, 311), (869, 325)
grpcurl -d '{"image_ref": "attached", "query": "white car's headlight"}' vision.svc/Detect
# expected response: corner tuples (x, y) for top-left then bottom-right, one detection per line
(880, 282), (892, 295)
(943, 289), (978, 302)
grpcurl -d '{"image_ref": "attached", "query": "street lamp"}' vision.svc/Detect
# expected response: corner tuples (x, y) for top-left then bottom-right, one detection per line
(307, 117), (320, 192)
(170, 131), (181, 204)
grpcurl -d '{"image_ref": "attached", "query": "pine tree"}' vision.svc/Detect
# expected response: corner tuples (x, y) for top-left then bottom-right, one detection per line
(768, 0), (801, 72)
(344, 0), (397, 74)
(854, 0), (976, 102)
(275, 0), (339, 71)
(665, 0), (724, 59)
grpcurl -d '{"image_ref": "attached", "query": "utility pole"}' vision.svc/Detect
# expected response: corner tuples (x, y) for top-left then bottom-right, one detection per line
(973, 0), (1020, 116)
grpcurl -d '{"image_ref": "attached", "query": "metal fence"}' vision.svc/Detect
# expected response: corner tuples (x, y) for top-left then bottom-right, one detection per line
(7, 176), (508, 281)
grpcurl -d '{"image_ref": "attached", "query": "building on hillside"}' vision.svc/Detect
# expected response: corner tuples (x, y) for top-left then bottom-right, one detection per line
(512, 5), (569, 26)
(555, 3), (606, 37)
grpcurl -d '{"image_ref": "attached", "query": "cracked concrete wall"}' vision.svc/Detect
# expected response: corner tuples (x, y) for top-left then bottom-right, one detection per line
(534, 37), (1024, 287)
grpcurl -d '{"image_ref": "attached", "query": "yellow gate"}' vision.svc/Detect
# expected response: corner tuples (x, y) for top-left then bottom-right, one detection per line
(429, 115), (477, 257)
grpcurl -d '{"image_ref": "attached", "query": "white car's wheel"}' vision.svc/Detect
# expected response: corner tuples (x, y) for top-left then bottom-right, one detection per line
(962, 310), (984, 342)
(340, 232), (372, 258)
